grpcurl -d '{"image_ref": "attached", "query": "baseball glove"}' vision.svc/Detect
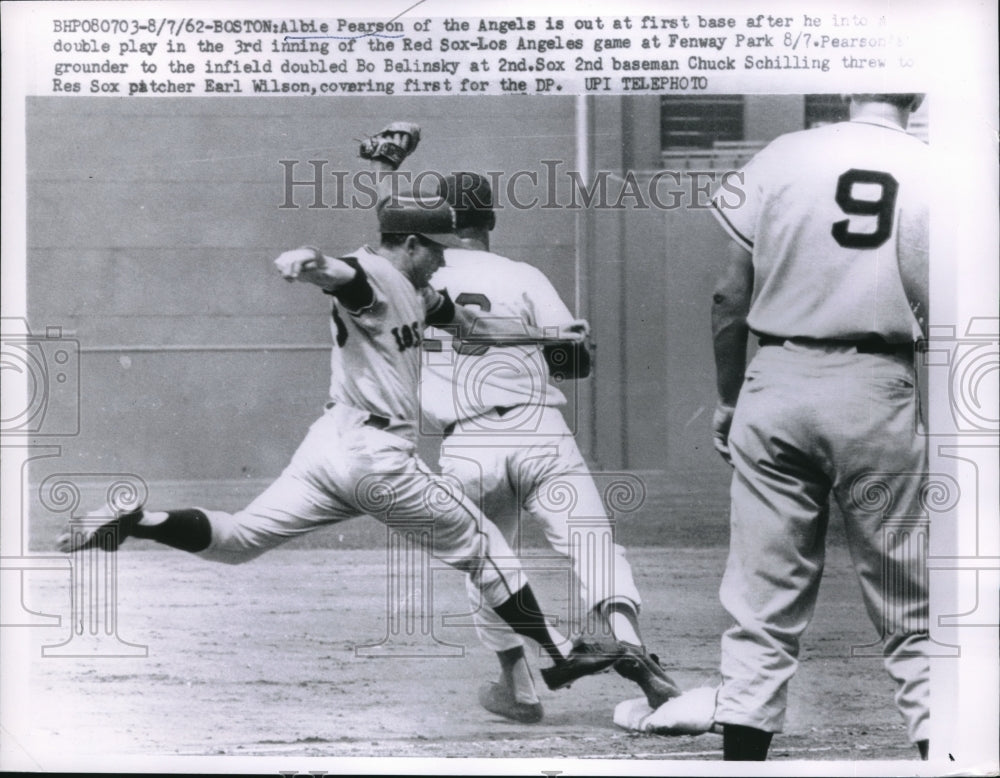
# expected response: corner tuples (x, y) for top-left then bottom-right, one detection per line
(358, 121), (421, 170)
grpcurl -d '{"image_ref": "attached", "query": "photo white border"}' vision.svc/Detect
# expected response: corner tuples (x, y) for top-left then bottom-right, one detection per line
(1, 1), (996, 775)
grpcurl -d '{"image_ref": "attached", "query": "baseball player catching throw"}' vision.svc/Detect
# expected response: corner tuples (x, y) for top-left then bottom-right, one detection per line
(57, 123), (625, 705)
(419, 169), (681, 723)
(707, 94), (930, 760)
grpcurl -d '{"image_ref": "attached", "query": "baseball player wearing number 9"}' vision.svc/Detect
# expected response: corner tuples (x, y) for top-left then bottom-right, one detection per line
(708, 94), (930, 760)
(57, 125), (626, 705)
(420, 172), (681, 723)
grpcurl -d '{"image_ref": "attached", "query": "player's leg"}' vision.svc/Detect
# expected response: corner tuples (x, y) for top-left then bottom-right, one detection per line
(443, 443), (543, 721)
(517, 432), (642, 636)
(716, 365), (831, 759)
(463, 574), (544, 722)
(443, 438), (527, 644)
(56, 482), (342, 562)
(56, 501), (212, 554)
(514, 408), (679, 703)
(362, 438), (623, 683)
(831, 356), (930, 756)
(57, 411), (357, 560)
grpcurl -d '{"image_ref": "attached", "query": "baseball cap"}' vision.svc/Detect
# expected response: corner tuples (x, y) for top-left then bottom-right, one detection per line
(376, 190), (465, 248)
(443, 172), (496, 230)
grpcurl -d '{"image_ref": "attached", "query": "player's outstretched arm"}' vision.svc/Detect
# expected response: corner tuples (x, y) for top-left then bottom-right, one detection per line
(274, 246), (359, 291)
(421, 286), (541, 342)
(455, 306), (560, 343)
(555, 319), (590, 341)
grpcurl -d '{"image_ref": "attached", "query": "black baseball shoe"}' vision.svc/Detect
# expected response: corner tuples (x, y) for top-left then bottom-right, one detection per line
(540, 638), (626, 691)
(613, 644), (682, 708)
(57, 502), (144, 553)
(478, 680), (544, 724)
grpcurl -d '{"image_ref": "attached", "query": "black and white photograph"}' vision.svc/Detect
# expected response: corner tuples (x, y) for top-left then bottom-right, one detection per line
(1, 1), (997, 774)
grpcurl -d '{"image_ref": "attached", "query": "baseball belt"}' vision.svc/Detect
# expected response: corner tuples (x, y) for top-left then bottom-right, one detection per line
(324, 401), (391, 430)
(757, 335), (913, 358)
(442, 405), (518, 438)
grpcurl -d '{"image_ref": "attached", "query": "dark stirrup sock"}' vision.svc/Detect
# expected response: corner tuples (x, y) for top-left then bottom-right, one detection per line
(723, 723), (773, 761)
(132, 508), (212, 553)
(491, 585), (564, 663)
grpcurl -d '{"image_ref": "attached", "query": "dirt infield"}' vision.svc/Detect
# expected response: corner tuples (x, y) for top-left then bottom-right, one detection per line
(10, 543), (924, 770)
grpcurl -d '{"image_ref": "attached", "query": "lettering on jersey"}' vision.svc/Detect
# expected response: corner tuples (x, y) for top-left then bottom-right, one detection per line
(390, 322), (422, 352)
(831, 168), (899, 249)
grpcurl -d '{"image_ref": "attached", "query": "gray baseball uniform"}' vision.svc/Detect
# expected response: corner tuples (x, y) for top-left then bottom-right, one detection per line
(710, 116), (930, 743)
(199, 248), (526, 609)
(421, 248), (641, 650)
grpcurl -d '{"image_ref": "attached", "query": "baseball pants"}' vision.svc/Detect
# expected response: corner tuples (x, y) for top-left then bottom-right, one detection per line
(715, 341), (930, 743)
(197, 402), (525, 609)
(440, 405), (641, 652)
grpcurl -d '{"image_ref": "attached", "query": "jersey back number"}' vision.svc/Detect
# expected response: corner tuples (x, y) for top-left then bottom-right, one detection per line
(454, 292), (492, 356)
(831, 168), (899, 249)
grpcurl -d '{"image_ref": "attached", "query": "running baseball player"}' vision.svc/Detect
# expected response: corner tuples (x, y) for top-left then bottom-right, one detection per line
(57, 125), (625, 701)
(708, 94), (930, 760)
(420, 172), (680, 723)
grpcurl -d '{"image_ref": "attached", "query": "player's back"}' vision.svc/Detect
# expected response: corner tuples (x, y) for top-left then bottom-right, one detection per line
(327, 247), (426, 425)
(421, 249), (570, 428)
(715, 119), (929, 342)
(432, 249), (573, 322)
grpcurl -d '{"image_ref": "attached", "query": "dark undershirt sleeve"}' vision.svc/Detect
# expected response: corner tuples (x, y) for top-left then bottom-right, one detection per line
(425, 288), (456, 326)
(322, 256), (375, 312)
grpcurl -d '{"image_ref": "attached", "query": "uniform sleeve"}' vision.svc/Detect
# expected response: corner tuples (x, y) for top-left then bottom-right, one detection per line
(322, 255), (376, 313)
(895, 164), (931, 334)
(422, 287), (456, 326)
(710, 143), (776, 252)
(520, 264), (576, 329)
(516, 264), (592, 379)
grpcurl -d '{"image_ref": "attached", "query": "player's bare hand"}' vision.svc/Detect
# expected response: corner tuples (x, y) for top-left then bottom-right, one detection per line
(712, 402), (736, 466)
(274, 246), (324, 282)
(558, 319), (590, 342)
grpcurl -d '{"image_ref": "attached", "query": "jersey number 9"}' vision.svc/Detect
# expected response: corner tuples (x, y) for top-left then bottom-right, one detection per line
(831, 168), (899, 249)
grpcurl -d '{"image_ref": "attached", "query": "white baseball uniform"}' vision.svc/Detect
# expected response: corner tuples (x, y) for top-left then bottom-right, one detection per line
(198, 247), (525, 609)
(710, 117), (930, 742)
(421, 248), (641, 651)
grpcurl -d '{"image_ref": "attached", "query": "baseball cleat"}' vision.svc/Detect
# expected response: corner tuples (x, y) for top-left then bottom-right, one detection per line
(56, 502), (145, 553)
(613, 645), (683, 709)
(477, 681), (544, 724)
(540, 638), (626, 691)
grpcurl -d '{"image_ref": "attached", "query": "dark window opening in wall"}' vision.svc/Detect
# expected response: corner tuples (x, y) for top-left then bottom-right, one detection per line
(660, 95), (744, 150)
(804, 94), (849, 128)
